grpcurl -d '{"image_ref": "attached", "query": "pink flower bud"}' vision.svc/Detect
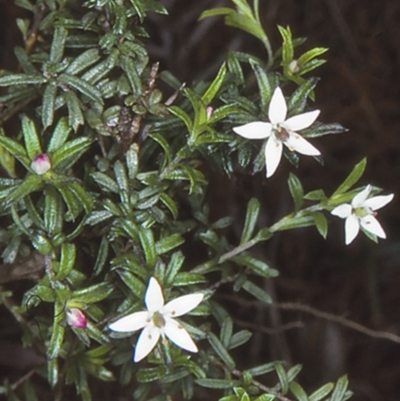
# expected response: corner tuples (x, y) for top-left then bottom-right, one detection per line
(66, 308), (87, 329)
(30, 154), (51, 175)
(206, 106), (213, 120)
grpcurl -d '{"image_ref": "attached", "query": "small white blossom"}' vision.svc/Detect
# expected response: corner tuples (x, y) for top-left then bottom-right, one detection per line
(331, 185), (394, 245)
(233, 87), (320, 178)
(109, 277), (203, 362)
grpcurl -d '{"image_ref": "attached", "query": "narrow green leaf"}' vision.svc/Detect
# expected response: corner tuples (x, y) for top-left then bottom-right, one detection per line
(58, 73), (103, 104)
(195, 378), (238, 389)
(65, 48), (100, 75)
(149, 133), (171, 168)
(250, 62), (272, 110)
(278, 25), (294, 65)
(0, 74), (46, 86)
(6, 175), (43, 206)
(298, 47), (328, 66)
(220, 316), (233, 348)
(14, 46), (37, 75)
(56, 185), (83, 220)
(116, 270), (146, 296)
(93, 235), (109, 276)
(91, 172), (119, 193)
(247, 363), (275, 376)
(139, 228), (157, 267)
(313, 212), (328, 239)
(287, 78), (319, 114)
(126, 144), (139, 179)
(114, 160), (129, 193)
(120, 55), (142, 97)
(225, 12), (265, 42)
(155, 234), (184, 255)
(228, 330), (252, 349)
(201, 62), (227, 105)
(242, 280), (271, 303)
(81, 50), (118, 84)
(44, 186), (63, 235)
(303, 123), (347, 139)
(21, 115), (42, 159)
(240, 198), (260, 244)
(67, 182), (93, 214)
(199, 8), (234, 20)
(330, 375), (349, 401)
(288, 173), (304, 212)
(65, 90), (84, 131)
(47, 358), (58, 388)
(159, 192), (178, 219)
(168, 106), (193, 132)
(0, 131), (29, 166)
(42, 81), (57, 129)
(332, 159), (366, 197)
(52, 137), (92, 169)
(50, 27), (67, 64)
(56, 243), (76, 280)
(47, 117), (72, 152)
(275, 363), (289, 394)
(309, 383), (334, 401)
(72, 282), (113, 303)
(165, 251), (185, 285)
(47, 302), (65, 359)
(290, 382), (308, 401)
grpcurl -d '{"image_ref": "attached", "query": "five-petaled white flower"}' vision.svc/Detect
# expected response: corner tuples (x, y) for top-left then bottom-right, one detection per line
(109, 277), (203, 362)
(331, 185), (393, 245)
(233, 87), (321, 178)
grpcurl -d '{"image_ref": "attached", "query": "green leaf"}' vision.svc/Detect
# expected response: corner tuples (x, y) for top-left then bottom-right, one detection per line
(42, 81), (58, 129)
(330, 375), (349, 401)
(168, 106), (193, 132)
(232, 255), (276, 278)
(47, 302), (65, 359)
(50, 27), (67, 64)
(139, 228), (157, 267)
(228, 330), (252, 349)
(6, 175), (43, 206)
(195, 378), (238, 389)
(201, 62), (227, 105)
(220, 316), (233, 348)
(303, 189), (326, 201)
(332, 158), (367, 197)
(65, 49), (100, 75)
(275, 363), (289, 394)
(247, 363), (275, 376)
(242, 280), (272, 303)
(81, 50), (118, 84)
(199, 8), (233, 20)
(309, 383), (334, 401)
(71, 282), (114, 303)
(303, 123), (347, 139)
(165, 251), (185, 285)
(56, 243), (76, 280)
(44, 186), (63, 235)
(155, 234), (184, 255)
(65, 90), (84, 131)
(290, 382), (308, 401)
(58, 73), (103, 104)
(159, 192), (178, 219)
(93, 235), (109, 276)
(66, 182), (93, 214)
(287, 78), (319, 114)
(278, 25), (294, 65)
(313, 212), (328, 239)
(298, 47), (328, 67)
(149, 133), (171, 168)
(47, 358), (58, 388)
(126, 144), (139, 179)
(114, 160), (129, 194)
(91, 172), (119, 193)
(0, 74), (46, 87)
(288, 173), (304, 212)
(120, 55), (142, 97)
(56, 185), (83, 220)
(272, 213), (315, 231)
(250, 62), (272, 110)
(225, 12), (265, 42)
(47, 118), (72, 152)
(116, 270), (145, 296)
(0, 131), (29, 167)
(137, 367), (167, 383)
(21, 115), (42, 159)
(52, 137), (92, 170)
(240, 198), (260, 244)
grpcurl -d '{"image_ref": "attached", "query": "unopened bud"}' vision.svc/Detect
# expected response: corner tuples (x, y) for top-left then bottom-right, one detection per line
(66, 308), (87, 329)
(206, 106), (213, 120)
(30, 154), (51, 175)
(288, 59), (300, 74)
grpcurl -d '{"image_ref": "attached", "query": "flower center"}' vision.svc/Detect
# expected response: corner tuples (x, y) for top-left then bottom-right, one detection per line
(275, 126), (290, 142)
(152, 311), (166, 328)
(353, 207), (371, 218)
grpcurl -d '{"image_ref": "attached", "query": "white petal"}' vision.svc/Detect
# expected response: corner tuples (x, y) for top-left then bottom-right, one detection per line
(164, 317), (198, 353)
(265, 135), (283, 178)
(331, 204), (352, 218)
(268, 87), (287, 124)
(351, 185), (371, 208)
(360, 215), (386, 239)
(108, 311), (149, 332)
(285, 133), (320, 156)
(133, 324), (161, 362)
(283, 110), (320, 131)
(145, 277), (164, 312)
(162, 293), (204, 318)
(344, 214), (360, 245)
(364, 194), (394, 211)
(232, 122), (272, 139)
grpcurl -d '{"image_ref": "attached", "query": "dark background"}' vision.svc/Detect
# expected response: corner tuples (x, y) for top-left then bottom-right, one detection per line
(1, 0), (400, 400)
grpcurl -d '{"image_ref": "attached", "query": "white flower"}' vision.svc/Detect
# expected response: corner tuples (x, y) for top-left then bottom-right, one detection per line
(109, 277), (203, 362)
(233, 87), (321, 178)
(331, 185), (394, 245)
